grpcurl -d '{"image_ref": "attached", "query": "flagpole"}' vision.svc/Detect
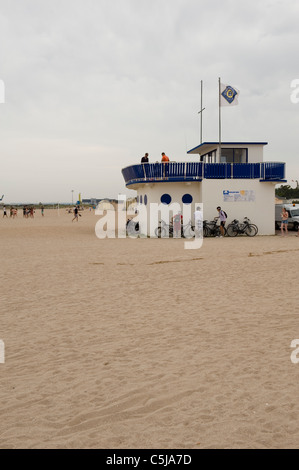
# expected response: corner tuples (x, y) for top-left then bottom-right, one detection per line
(218, 77), (221, 162)
(197, 80), (205, 145)
(200, 80), (203, 144)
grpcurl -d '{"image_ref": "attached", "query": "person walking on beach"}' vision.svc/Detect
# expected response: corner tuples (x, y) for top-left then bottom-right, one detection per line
(141, 153), (149, 163)
(216, 206), (227, 237)
(72, 205), (79, 222)
(41, 205), (44, 217)
(2, 206), (7, 218)
(280, 207), (289, 236)
(194, 206), (203, 238)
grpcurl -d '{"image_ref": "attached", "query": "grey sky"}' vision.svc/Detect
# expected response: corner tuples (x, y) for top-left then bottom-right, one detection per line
(0, 0), (298, 203)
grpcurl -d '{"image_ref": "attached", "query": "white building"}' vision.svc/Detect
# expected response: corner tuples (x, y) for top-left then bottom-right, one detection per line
(121, 142), (286, 235)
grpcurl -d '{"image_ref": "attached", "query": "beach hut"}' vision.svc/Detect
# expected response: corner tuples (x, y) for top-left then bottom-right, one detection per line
(121, 142), (286, 235)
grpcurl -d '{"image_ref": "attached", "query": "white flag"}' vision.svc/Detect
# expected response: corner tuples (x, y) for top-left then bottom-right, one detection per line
(220, 83), (239, 106)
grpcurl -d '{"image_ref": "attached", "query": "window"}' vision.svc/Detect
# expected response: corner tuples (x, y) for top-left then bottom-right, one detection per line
(182, 194), (193, 204)
(220, 148), (247, 163)
(220, 149), (234, 163)
(144, 194), (147, 205)
(201, 151), (217, 163)
(234, 148), (245, 163)
(161, 194), (172, 205)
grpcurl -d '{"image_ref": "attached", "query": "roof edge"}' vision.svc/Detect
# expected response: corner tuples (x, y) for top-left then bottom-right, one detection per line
(187, 142), (268, 154)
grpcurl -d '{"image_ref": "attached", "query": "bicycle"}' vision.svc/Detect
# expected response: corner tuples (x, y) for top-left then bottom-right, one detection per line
(155, 219), (195, 238)
(155, 220), (173, 238)
(203, 219), (227, 237)
(126, 218), (140, 236)
(226, 217), (258, 237)
(181, 220), (195, 238)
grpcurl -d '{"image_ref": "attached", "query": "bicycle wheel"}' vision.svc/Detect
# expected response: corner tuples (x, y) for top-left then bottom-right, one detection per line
(203, 226), (210, 237)
(250, 224), (258, 234)
(155, 227), (164, 238)
(215, 226), (226, 237)
(183, 226), (195, 238)
(244, 224), (258, 237)
(227, 224), (238, 237)
(155, 226), (167, 238)
(127, 221), (138, 236)
(155, 226), (161, 237)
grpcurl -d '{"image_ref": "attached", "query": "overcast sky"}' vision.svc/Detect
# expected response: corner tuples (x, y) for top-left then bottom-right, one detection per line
(0, 0), (298, 203)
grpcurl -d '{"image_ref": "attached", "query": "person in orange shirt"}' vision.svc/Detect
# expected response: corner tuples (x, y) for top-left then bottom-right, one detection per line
(161, 152), (169, 178)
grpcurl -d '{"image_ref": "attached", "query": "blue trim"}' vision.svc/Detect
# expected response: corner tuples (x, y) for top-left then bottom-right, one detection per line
(260, 179), (287, 182)
(187, 141), (268, 154)
(125, 177), (203, 186)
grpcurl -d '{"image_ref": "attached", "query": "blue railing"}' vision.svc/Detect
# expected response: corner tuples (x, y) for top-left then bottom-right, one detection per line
(122, 162), (285, 186)
(204, 163), (231, 179)
(232, 163), (261, 179)
(261, 162), (286, 181)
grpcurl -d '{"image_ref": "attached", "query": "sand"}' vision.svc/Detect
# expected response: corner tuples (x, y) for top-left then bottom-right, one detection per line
(0, 208), (299, 449)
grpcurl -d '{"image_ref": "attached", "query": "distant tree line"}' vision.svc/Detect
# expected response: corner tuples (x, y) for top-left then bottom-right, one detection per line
(275, 183), (299, 199)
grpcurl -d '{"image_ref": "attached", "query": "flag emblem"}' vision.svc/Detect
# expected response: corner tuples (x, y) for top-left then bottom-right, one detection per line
(221, 85), (238, 104)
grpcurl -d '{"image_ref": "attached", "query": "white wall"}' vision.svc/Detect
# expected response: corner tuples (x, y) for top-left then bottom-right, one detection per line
(245, 145), (265, 163)
(135, 181), (201, 235)
(201, 179), (276, 234)
(130, 177), (276, 235)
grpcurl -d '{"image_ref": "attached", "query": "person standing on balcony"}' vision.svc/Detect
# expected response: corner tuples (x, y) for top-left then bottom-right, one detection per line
(161, 152), (169, 163)
(141, 153), (149, 163)
(216, 206), (227, 237)
(161, 152), (169, 179)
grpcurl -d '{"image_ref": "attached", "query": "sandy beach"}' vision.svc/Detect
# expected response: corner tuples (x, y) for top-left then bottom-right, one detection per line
(1, 207), (299, 449)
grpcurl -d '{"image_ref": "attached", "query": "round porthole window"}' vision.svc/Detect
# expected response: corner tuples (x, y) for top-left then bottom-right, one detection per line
(160, 194), (172, 205)
(182, 193), (193, 204)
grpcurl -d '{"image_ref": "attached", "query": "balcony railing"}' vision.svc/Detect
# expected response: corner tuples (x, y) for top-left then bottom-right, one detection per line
(122, 162), (286, 186)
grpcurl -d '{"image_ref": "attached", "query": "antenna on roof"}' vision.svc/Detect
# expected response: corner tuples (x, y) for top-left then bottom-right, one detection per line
(198, 80), (205, 144)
